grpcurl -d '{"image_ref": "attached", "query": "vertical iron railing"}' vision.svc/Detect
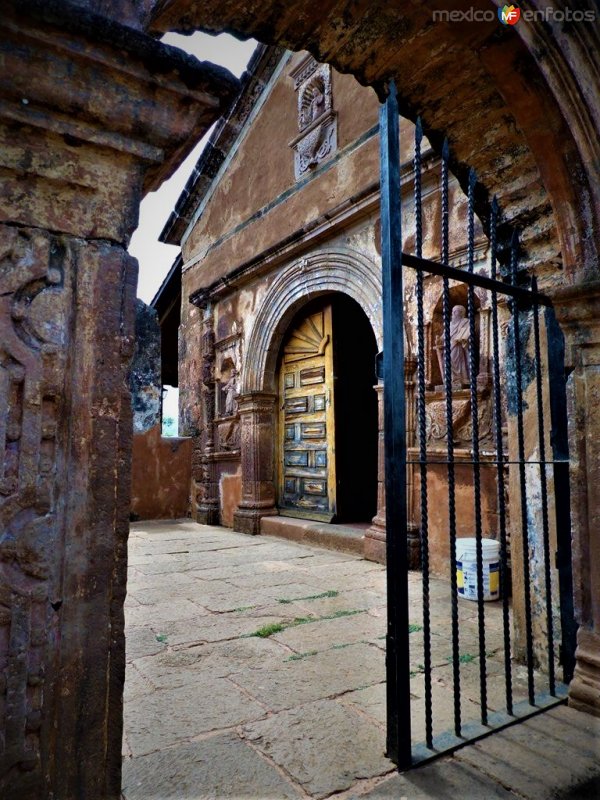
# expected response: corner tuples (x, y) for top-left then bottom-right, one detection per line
(381, 83), (576, 769)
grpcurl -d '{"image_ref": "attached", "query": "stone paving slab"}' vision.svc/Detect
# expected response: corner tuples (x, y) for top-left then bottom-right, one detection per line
(124, 675), (267, 756)
(272, 609), (385, 651)
(148, 612), (288, 647)
(122, 733), (302, 799)
(131, 636), (288, 689)
(243, 699), (394, 798)
(353, 757), (520, 799)
(234, 641), (384, 712)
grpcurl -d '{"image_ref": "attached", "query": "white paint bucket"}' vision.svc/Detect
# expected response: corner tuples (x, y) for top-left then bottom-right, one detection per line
(456, 537), (501, 601)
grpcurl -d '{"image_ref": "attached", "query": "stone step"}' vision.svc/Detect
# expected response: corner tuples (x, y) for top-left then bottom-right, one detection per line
(260, 514), (365, 555)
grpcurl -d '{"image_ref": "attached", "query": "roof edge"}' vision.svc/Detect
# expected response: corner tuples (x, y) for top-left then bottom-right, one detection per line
(159, 43), (287, 246)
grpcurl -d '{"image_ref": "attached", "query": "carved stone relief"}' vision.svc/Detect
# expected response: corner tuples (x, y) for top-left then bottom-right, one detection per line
(215, 324), (242, 421)
(289, 56), (337, 179)
(0, 227), (72, 788)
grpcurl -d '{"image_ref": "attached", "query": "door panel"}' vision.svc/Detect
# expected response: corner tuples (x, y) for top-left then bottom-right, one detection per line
(278, 304), (335, 520)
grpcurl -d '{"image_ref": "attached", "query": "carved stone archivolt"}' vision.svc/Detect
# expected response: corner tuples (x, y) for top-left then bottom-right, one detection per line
(242, 248), (382, 394)
(289, 56), (337, 179)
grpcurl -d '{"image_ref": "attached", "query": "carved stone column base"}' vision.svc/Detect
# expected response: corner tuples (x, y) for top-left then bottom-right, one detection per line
(569, 628), (600, 717)
(365, 513), (386, 563)
(233, 507), (277, 535)
(364, 521), (421, 568)
(196, 506), (220, 526)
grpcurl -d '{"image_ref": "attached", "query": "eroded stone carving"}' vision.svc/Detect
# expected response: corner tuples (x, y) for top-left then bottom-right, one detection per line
(289, 57), (337, 179)
(0, 228), (71, 789)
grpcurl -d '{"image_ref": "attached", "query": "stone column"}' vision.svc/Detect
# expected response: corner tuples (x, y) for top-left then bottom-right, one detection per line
(233, 392), (278, 534)
(195, 309), (220, 524)
(0, 4), (237, 798)
(365, 384), (386, 563)
(364, 358), (420, 566)
(553, 282), (600, 716)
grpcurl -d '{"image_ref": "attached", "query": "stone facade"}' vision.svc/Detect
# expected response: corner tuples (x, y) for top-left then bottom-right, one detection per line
(165, 50), (503, 568)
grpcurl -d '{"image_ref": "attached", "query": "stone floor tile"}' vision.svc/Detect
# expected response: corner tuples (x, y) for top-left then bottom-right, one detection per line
(272, 609), (384, 651)
(243, 699), (394, 798)
(352, 757), (519, 799)
(232, 641), (384, 711)
(132, 636), (287, 688)
(126, 625), (168, 660)
(340, 682), (387, 727)
(124, 676), (267, 756)
(125, 598), (206, 627)
(149, 612), (287, 647)
(122, 734), (301, 799)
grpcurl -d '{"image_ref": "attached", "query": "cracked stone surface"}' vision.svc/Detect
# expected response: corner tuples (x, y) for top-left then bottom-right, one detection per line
(122, 521), (600, 799)
(243, 699), (394, 798)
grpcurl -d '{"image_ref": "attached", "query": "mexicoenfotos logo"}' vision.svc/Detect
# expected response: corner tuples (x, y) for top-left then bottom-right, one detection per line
(432, 5), (596, 23)
(498, 4), (521, 25)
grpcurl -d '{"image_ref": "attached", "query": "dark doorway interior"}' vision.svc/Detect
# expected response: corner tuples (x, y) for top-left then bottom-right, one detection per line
(332, 294), (378, 523)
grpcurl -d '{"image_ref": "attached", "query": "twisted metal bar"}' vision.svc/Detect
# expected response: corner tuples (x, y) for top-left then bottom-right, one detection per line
(532, 276), (556, 695)
(466, 168), (487, 724)
(441, 138), (461, 737)
(490, 197), (513, 714)
(510, 231), (536, 705)
(414, 118), (433, 749)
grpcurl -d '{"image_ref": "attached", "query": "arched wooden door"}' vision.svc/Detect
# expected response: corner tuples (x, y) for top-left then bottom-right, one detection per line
(278, 302), (336, 521)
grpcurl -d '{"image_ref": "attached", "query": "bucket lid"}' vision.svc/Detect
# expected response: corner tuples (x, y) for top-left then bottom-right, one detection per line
(455, 537), (500, 559)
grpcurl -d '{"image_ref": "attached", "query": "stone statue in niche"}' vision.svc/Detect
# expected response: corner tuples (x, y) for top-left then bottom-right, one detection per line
(300, 78), (326, 128)
(450, 305), (470, 386)
(434, 304), (471, 388)
(221, 367), (238, 416)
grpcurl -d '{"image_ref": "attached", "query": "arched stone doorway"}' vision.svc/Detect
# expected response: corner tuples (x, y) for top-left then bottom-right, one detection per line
(277, 293), (378, 524)
(233, 248), (382, 534)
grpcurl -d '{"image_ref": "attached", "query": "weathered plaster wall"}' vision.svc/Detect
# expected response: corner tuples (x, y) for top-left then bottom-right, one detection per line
(130, 425), (192, 519)
(181, 55), (381, 290)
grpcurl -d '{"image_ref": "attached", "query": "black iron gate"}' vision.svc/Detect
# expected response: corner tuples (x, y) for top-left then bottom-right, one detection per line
(381, 82), (577, 769)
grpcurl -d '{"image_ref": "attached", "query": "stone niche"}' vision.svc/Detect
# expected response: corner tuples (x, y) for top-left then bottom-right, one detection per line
(289, 55), (337, 179)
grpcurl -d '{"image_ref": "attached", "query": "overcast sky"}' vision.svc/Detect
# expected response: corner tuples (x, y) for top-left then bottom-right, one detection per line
(129, 32), (257, 304)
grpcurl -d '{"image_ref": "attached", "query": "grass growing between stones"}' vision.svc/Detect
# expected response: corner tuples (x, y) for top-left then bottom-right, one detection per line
(277, 590), (339, 604)
(248, 609), (366, 638)
(285, 650), (319, 662)
(447, 652), (477, 664)
(252, 622), (287, 638)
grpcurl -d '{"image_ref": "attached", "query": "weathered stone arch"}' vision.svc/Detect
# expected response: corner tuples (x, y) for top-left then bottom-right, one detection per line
(241, 247), (382, 394)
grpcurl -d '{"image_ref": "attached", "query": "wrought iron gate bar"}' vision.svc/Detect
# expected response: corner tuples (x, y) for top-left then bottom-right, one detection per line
(381, 87), (575, 771)
(490, 196), (514, 715)
(510, 233), (537, 706)
(380, 80), (411, 769)
(414, 118), (434, 750)
(441, 138), (462, 738)
(400, 252), (552, 306)
(465, 168), (489, 725)
(405, 460), (569, 466)
(532, 276), (556, 695)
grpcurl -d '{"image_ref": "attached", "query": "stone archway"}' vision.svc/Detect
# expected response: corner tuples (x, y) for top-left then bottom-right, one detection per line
(233, 248), (382, 533)
(242, 248), (382, 394)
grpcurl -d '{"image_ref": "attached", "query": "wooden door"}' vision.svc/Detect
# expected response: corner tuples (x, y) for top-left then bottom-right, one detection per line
(278, 303), (336, 520)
